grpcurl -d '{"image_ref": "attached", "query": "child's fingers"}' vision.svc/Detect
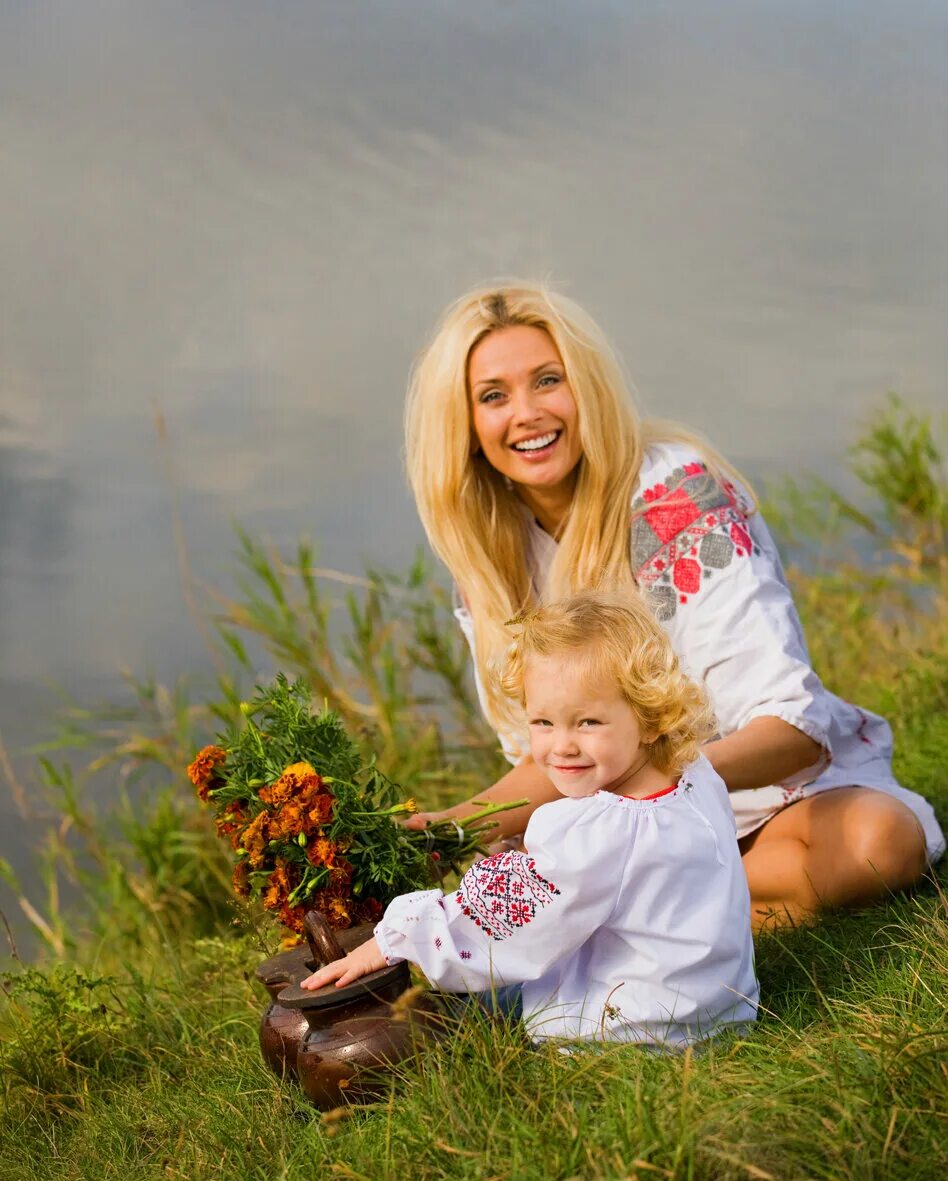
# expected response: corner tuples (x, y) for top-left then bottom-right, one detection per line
(402, 809), (448, 830)
(333, 965), (364, 987)
(300, 961), (347, 990)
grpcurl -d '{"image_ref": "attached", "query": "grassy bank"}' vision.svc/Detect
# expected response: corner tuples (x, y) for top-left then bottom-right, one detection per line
(1, 400), (946, 1180)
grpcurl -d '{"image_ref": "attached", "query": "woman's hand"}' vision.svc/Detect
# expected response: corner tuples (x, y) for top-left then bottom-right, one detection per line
(299, 936), (388, 990)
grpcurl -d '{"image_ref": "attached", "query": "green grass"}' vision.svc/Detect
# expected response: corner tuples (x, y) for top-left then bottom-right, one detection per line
(1, 881), (946, 1180)
(1, 398), (946, 1179)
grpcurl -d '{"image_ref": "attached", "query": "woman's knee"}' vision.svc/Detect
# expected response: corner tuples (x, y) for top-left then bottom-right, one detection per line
(845, 797), (928, 892)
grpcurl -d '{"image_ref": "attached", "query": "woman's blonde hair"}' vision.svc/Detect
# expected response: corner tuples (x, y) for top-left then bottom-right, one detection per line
(404, 281), (749, 738)
(500, 592), (716, 777)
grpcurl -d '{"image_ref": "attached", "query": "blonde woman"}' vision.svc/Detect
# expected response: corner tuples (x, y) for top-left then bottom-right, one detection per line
(403, 283), (944, 931)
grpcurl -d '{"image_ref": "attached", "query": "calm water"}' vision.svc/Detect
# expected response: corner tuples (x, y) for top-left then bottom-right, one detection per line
(2, 1), (947, 939)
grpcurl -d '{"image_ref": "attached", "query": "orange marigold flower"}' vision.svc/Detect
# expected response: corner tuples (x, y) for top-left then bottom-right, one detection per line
(269, 801), (306, 841)
(279, 901), (307, 934)
(241, 811), (270, 868)
(329, 858), (353, 889)
(325, 897), (351, 929)
(303, 794), (334, 831)
(215, 802), (249, 849)
(187, 745), (227, 801)
(262, 863), (297, 910)
(310, 878), (357, 930)
(232, 860), (251, 898)
(357, 897), (384, 924)
(260, 761), (329, 810)
(306, 837), (338, 868)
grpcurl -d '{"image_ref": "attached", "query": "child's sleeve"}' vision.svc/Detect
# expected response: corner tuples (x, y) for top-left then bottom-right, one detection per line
(632, 454), (832, 785)
(373, 799), (622, 993)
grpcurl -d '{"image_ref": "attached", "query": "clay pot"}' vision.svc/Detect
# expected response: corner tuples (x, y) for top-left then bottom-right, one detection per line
(255, 944), (312, 1079)
(255, 911), (443, 1107)
(254, 920), (376, 1079)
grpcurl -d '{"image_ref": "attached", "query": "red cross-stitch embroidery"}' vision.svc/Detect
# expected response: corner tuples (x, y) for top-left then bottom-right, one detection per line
(855, 710), (873, 745)
(455, 850), (561, 941)
(632, 461), (760, 620)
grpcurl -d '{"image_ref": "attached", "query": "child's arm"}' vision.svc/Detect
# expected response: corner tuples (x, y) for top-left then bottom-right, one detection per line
(390, 800), (622, 994)
(306, 798), (622, 996)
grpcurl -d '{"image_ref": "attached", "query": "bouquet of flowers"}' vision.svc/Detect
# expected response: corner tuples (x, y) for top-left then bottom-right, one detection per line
(188, 675), (522, 937)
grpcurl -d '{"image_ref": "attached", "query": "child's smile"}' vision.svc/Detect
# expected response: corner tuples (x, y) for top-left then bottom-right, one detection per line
(523, 655), (668, 799)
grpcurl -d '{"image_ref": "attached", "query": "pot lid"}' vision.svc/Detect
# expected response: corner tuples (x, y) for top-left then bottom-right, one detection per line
(276, 960), (411, 1010)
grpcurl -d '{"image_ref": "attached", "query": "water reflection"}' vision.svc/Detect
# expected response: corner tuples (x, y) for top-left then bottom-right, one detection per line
(1, 2), (947, 939)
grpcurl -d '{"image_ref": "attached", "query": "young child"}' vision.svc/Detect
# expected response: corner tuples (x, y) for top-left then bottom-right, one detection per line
(301, 592), (759, 1047)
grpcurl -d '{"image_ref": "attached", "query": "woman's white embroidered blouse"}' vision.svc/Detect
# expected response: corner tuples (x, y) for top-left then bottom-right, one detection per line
(454, 442), (945, 862)
(374, 757), (759, 1045)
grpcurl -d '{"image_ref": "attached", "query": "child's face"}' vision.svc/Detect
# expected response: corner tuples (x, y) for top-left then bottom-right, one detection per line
(523, 655), (651, 799)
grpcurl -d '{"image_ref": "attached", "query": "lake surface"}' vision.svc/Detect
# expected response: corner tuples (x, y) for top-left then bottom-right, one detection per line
(2, 1), (947, 943)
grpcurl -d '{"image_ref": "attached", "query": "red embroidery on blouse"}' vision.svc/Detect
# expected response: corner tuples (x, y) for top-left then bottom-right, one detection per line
(856, 710), (873, 745)
(618, 783), (679, 801)
(632, 461), (760, 621)
(455, 850), (561, 942)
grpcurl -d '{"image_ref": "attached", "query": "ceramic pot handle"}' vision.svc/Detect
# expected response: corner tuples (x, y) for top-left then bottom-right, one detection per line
(303, 911), (346, 967)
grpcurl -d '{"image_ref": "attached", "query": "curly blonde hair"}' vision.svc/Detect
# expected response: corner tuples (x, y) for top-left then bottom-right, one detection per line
(498, 592), (717, 777)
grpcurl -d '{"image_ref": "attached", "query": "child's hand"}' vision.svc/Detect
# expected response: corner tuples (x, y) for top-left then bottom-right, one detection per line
(299, 935), (387, 990)
(401, 809), (448, 831)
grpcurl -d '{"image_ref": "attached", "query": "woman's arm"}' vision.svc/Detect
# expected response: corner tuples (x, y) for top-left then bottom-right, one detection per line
(407, 717), (822, 841)
(703, 716), (824, 792)
(405, 756), (561, 841)
(633, 454), (833, 793)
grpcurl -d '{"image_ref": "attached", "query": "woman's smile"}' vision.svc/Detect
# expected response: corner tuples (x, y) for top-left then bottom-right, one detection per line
(509, 429), (561, 458)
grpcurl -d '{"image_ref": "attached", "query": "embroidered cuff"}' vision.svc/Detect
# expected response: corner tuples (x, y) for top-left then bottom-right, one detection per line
(373, 922), (406, 967)
(742, 706), (832, 787)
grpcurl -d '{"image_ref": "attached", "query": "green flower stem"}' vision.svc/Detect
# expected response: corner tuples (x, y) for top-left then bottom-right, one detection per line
(436, 798), (530, 831)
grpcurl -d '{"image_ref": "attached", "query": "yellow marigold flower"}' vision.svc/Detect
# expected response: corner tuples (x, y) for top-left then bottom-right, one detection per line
(379, 799), (418, 815)
(283, 761), (317, 779)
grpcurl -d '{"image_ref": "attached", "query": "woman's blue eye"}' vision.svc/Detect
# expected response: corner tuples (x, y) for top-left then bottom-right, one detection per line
(537, 373), (561, 388)
(479, 389), (503, 404)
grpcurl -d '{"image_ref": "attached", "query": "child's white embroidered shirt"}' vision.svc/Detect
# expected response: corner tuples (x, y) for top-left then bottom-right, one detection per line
(454, 442), (945, 863)
(374, 756), (759, 1046)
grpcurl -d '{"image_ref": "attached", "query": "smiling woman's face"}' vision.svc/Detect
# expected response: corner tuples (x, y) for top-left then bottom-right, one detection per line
(467, 325), (584, 508)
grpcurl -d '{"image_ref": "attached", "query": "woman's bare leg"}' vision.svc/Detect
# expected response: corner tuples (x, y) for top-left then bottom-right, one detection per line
(739, 787), (929, 932)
